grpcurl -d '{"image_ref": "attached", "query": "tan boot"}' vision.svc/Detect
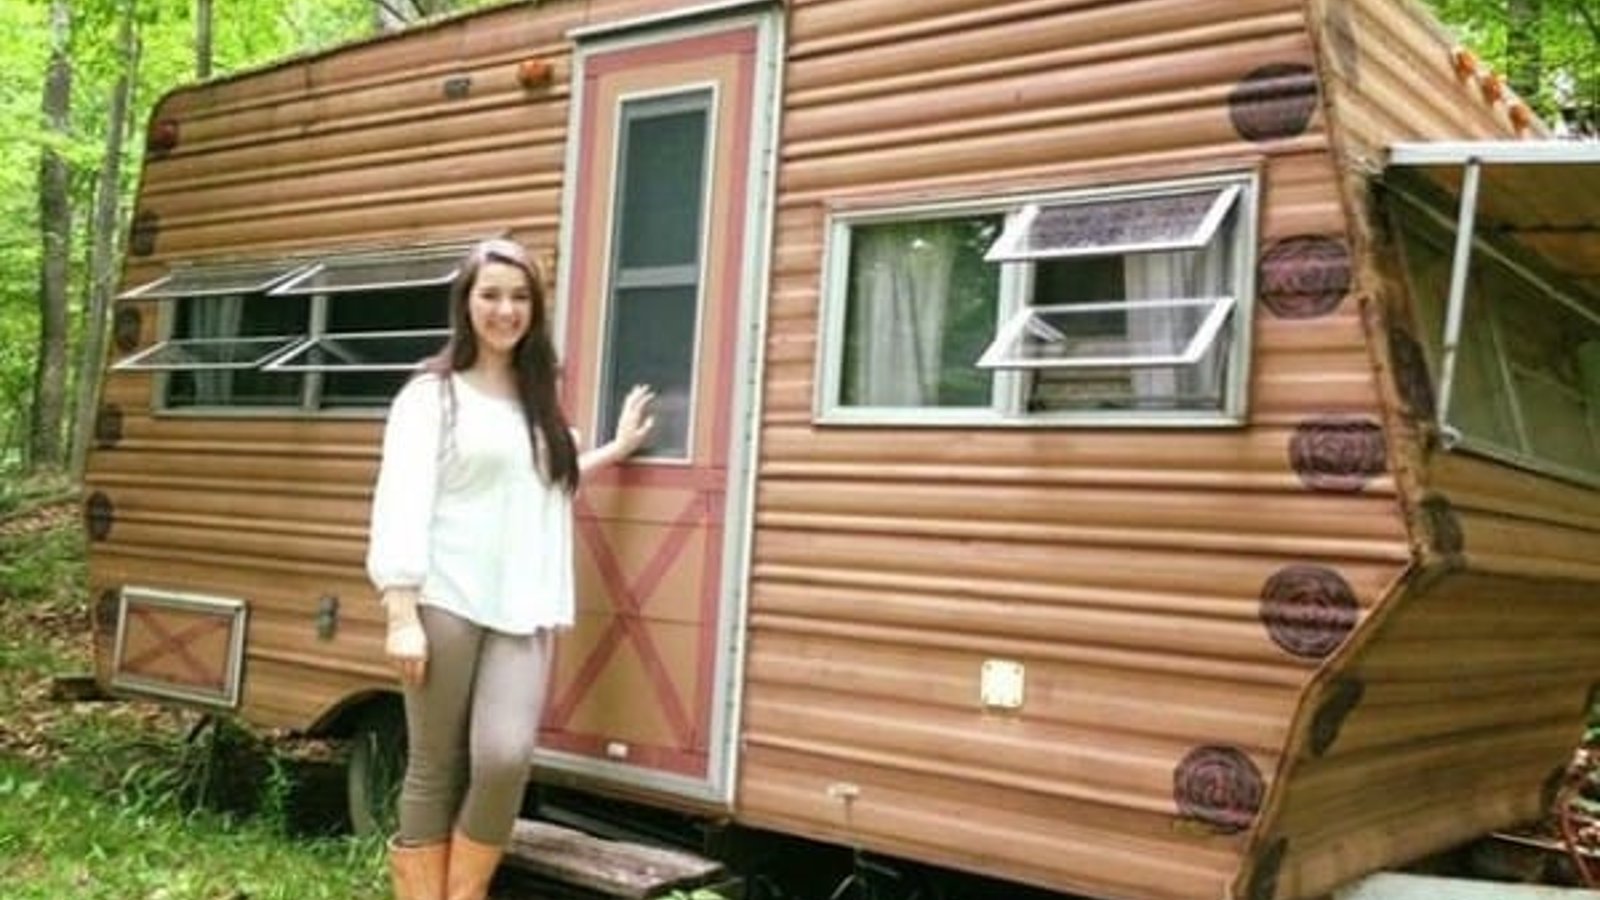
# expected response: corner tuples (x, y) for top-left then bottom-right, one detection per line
(445, 829), (505, 900)
(388, 836), (448, 900)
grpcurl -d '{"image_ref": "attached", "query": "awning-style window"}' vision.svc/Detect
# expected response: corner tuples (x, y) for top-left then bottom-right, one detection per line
(978, 297), (1236, 369)
(110, 241), (476, 379)
(270, 247), (467, 295)
(117, 261), (311, 300)
(113, 336), (305, 371)
(984, 185), (1240, 262)
(263, 329), (451, 373)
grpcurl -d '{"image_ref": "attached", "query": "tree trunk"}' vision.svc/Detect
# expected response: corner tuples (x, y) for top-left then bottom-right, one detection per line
(196, 0), (213, 78)
(30, 0), (73, 473)
(70, 0), (140, 481)
(1506, 0), (1543, 101)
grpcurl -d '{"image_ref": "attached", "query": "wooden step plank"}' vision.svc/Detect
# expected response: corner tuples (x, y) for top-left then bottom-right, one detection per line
(503, 819), (725, 899)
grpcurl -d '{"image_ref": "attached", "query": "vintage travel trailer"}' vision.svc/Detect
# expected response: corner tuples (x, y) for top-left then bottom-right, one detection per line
(85, 0), (1600, 897)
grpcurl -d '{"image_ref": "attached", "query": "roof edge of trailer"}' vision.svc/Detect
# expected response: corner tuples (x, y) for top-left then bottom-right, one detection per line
(1389, 140), (1600, 166)
(159, 0), (537, 101)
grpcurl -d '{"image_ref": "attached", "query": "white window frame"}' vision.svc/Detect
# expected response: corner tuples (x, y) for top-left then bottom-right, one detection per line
(591, 84), (719, 463)
(117, 261), (312, 300)
(114, 335), (307, 372)
(985, 183), (1241, 262)
(814, 171), (1260, 428)
(269, 247), (465, 296)
(113, 243), (472, 415)
(978, 296), (1237, 369)
(262, 328), (453, 373)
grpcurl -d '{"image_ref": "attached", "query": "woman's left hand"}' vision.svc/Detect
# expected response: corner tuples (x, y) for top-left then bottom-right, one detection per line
(611, 384), (656, 457)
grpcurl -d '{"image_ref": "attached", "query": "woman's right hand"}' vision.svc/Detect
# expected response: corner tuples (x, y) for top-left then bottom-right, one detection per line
(382, 588), (428, 686)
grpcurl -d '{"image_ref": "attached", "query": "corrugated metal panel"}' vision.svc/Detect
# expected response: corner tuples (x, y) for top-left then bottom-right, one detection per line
(1240, 3), (1600, 899)
(739, 1), (1410, 898)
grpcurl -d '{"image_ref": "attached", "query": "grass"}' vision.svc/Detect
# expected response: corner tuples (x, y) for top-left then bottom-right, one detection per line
(0, 758), (385, 900)
(0, 503), (389, 898)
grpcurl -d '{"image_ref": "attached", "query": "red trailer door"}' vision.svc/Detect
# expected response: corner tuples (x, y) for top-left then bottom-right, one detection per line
(542, 11), (777, 805)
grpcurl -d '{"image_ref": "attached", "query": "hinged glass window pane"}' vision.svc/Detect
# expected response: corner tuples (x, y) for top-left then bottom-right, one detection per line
(113, 336), (306, 371)
(117, 261), (312, 300)
(598, 89), (714, 459)
(977, 297), (1236, 369)
(263, 329), (450, 373)
(985, 185), (1240, 262)
(270, 248), (468, 295)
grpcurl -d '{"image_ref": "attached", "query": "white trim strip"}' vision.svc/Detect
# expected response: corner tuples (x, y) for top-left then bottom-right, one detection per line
(567, 0), (777, 42)
(1390, 141), (1600, 166)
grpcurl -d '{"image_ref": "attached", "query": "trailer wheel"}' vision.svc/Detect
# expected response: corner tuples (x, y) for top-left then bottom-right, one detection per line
(346, 703), (406, 837)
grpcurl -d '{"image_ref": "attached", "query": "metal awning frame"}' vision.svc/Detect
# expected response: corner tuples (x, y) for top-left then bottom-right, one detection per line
(1387, 142), (1600, 445)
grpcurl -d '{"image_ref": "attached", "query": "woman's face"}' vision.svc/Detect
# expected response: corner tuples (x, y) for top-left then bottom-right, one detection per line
(467, 260), (535, 359)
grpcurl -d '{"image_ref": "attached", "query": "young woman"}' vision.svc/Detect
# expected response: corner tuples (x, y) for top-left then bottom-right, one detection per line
(366, 237), (654, 900)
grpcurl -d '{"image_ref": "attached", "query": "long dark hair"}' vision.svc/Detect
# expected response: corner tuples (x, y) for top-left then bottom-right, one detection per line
(424, 238), (579, 492)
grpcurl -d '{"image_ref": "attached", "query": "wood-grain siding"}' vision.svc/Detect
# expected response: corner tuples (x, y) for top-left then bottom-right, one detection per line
(89, 0), (693, 732)
(738, 1), (1409, 899)
(1240, 3), (1600, 898)
(92, 0), (1596, 897)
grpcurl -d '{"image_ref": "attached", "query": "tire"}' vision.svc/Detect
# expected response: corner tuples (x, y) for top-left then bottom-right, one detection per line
(346, 702), (407, 838)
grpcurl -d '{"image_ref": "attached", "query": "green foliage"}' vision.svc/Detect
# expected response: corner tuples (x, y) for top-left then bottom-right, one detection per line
(0, 0), (506, 475)
(1423, 0), (1600, 130)
(0, 757), (386, 900)
(0, 523), (81, 607)
(0, 519), (385, 896)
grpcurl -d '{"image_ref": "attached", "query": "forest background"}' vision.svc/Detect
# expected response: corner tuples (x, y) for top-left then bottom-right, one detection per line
(0, 0), (1596, 481)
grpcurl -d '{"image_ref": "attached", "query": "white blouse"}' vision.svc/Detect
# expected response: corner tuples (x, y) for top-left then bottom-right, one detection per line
(366, 372), (575, 634)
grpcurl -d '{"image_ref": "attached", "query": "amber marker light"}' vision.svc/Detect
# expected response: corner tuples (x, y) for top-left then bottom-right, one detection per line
(1451, 46), (1478, 80)
(1480, 71), (1506, 104)
(517, 58), (554, 88)
(1508, 101), (1534, 133)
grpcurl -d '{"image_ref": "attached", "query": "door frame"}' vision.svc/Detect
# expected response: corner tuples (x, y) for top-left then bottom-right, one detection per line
(541, 3), (782, 807)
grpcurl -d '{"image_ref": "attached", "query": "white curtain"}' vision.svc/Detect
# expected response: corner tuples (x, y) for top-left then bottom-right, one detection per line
(1123, 238), (1227, 406)
(847, 223), (959, 405)
(189, 295), (244, 404)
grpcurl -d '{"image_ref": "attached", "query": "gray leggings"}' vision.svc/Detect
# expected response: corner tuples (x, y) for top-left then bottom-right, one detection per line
(398, 605), (551, 845)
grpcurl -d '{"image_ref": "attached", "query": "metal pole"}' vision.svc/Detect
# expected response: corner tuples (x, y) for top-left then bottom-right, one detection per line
(1435, 159), (1482, 444)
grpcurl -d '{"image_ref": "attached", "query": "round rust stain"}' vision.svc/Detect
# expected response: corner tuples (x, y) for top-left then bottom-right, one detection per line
(1249, 837), (1288, 900)
(1421, 495), (1464, 557)
(130, 210), (159, 257)
(1259, 236), (1351, 319)
(114, 307), (144, 354)
(1387, 326), (1437, 420)
(1289, 418), (1387, 492)
(1229, 63), (1319, 142)
(1260, 565), (1360, 660)
(1174, 745), (1264, 834)
(1310, 677), (1364, 756)
(147, 118), (180, 157)
(95, 589), (120, 636)
(94, 405), (124, 448)
(85, 492), (114, 542)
